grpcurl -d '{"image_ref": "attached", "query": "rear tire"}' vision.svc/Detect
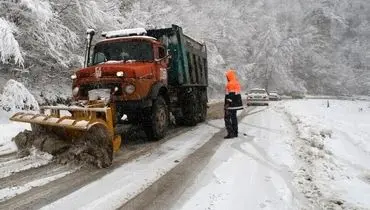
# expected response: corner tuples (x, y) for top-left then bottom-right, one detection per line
(181, 91), (199, 126)
(143, 96), (169, 141)
(198, 90), (207, 122)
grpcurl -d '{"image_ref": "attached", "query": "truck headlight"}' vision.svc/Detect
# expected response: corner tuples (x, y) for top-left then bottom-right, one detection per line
(72, 87), (79, 96)
(71, 74), (77, 80)
(124, 84), (135, 94)
(116, 71), (124, 77)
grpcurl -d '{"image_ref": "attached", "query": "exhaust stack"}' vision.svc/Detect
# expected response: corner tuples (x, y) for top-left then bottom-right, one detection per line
(84, 29), (95, 67)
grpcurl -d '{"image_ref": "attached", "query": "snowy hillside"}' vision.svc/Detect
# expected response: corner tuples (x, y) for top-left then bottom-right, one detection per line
(0, 0), (369, 101)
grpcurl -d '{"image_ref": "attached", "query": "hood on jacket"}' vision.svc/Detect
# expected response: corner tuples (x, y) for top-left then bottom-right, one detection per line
(226, 69), (237, 82)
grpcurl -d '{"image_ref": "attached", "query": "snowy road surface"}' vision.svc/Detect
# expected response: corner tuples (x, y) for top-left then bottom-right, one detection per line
(1, 100), (370, 209)
(173, 106), (310, 210)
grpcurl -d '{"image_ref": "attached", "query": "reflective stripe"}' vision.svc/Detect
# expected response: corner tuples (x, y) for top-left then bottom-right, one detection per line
(226, 106), (244, 110)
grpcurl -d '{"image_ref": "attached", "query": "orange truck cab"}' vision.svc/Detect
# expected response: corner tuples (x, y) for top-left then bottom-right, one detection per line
(71, 25), (208, 140)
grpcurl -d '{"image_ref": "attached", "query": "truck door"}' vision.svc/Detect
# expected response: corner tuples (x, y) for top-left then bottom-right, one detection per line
(155, 46), (168, 84)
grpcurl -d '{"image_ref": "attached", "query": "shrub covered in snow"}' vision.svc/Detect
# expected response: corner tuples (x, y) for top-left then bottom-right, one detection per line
(0, 18), (23, 66)
(0, 79), (39, 111)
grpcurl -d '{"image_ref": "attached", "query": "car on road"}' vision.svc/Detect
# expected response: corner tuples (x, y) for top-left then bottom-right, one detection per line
(268, 91), (281, 101)
(246, 88), (269, 106)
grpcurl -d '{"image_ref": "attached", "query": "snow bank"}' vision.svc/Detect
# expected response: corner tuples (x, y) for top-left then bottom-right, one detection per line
(0, 79), (39, 112)
(0, 18), (23, 66)
(0, 115), (31, 155)
(283, 99), (370, 209)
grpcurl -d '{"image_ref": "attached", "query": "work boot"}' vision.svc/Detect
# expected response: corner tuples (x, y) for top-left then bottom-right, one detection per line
(224, 134), (233, 139)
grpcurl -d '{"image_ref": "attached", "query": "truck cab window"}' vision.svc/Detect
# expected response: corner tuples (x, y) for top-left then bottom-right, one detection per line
(158, 47), (166, 59)
(93, 52), (106, 64)
(92, 41), (153, 64)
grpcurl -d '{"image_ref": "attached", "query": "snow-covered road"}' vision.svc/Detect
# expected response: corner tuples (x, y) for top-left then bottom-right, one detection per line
(1, 99), (370, 209)
(173, 106), (310, 210)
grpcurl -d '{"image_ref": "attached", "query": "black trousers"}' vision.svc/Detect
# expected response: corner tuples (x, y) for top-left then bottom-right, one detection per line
(224, 109), (238, 136)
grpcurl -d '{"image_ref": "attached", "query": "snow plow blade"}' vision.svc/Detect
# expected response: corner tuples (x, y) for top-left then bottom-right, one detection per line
(9, 104), (122, 168)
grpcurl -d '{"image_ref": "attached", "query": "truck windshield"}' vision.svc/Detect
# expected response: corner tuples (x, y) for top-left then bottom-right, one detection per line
(92, 41), (153, 64)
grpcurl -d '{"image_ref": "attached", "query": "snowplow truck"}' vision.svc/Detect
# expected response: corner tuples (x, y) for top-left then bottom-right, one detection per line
(10, 25), (208, 167)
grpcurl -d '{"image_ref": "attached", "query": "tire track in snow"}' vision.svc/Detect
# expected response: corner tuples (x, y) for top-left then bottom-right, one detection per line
(0, 152), (17, 163)
(120, 108), (252, 210)
(0, 163), (74, 188)
(0, 102), (225, 209)
(0, 151), (53, 179)
(230, 109), (311, 208)
(0, 126), (193, 209)
(0, 168), (77, 202)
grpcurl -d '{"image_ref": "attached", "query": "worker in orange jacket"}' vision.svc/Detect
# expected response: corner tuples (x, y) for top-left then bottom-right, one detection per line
(224, 69), (243, 138)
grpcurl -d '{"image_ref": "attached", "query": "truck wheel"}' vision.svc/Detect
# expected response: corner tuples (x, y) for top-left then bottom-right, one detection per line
(198, 91), (207, 122)
(143, 96), (169, 140)
(182, 92), (198, 126)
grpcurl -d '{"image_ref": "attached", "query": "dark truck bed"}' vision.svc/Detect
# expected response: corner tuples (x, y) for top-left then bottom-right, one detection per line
(148, 25), (208, 125)
(147, 25), (208, 87)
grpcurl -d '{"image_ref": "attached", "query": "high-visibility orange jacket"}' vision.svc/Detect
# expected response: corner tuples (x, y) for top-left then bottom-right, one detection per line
(225, 69), (241, 94)
(225, 69), (243, 110)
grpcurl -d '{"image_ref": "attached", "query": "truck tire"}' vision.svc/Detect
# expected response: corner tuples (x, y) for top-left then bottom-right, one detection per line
(198, 90), (207, 122)
(182, 92), (199, 126)
(143, 96), (169, 140)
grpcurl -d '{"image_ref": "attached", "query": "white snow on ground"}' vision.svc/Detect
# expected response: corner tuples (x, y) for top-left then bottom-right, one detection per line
(174, 106), (311, 210)
(0, 79), (38, 155)
(283, 99), (370, 209)
(41, 123), (220, 210)
(1, 99), (369, 209)
(0, 149), (53, 179)
(0, 169), (75, 202)
(0, 111), (30, 155)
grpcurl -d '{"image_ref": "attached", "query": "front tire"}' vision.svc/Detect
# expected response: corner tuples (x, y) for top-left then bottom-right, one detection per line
(143, 96), (169, 140)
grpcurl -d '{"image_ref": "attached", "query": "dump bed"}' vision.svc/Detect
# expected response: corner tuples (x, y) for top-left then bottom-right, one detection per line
(147, 25), (208, 87)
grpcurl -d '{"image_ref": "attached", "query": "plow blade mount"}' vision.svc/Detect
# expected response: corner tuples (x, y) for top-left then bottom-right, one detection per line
(10, 105), (122, 166)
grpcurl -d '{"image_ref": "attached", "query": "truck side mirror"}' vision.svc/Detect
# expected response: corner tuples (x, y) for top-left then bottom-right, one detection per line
(155, 49), (171, 63)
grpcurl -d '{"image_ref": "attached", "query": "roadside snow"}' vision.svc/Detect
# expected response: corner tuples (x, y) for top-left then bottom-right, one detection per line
(0, 79), (38, 155)
(41, 123), (220, 210)
(283, 99), (370, 209)
(0, 111), (30, 155)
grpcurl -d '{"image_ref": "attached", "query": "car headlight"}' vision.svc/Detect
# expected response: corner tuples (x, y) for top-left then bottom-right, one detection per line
(116, 71), (124, 77)
(72, 86), (79, 96)
(71, 74), (77, 80)
(124, 84), (135, 94)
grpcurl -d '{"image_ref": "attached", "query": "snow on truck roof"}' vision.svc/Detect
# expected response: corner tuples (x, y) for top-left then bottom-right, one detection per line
(98, 36), (157, 44)
(102, 28), (147, 38)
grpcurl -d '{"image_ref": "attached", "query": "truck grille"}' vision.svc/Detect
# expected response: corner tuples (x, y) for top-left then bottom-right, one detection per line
(79, 83), (122, 97)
